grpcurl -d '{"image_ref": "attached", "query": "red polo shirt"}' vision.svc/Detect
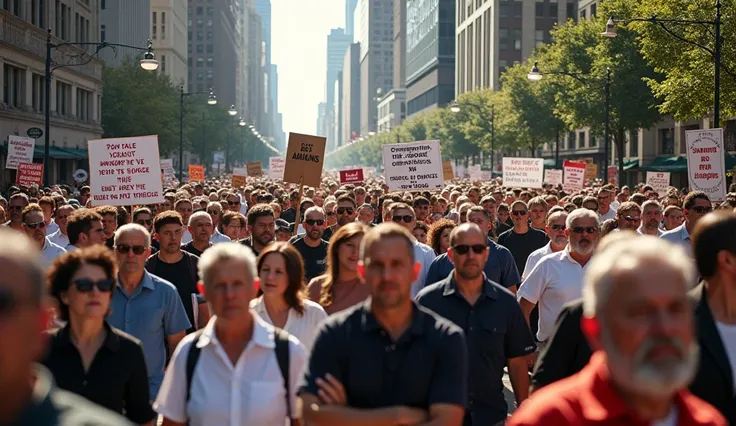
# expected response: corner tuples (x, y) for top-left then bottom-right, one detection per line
(508, 351), (726, 426)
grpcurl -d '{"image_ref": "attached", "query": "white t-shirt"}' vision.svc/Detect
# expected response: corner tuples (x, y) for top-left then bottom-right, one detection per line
(598, 206), (617, 222)
(716, 321), (736, 391)
(250, 296), (328, 352)
(522, 242), (554, 279)
(652, 406), (678, 426)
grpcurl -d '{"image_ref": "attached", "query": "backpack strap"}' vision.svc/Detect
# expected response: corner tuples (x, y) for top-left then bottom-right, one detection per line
(274, 327), (292, 420)
(186, 329), (205, 403)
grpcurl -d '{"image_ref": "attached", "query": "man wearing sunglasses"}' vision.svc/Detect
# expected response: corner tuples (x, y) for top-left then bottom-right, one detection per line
(335, 195), (357, 229)
(206, 202), (231, 244)
(417, 223), (536, 426)
(22, 204), (66, 269)
(133, 206), (160, 254)
(498, 201), (549, 279)
(3, 192), (29, 231)
(662, 190), (713, 254)
(522, 211), (569, 280)
(517, 209), (600, 351)
(292, 206), (329, 281)
(596, 186), (617, 222)
(614, 201), (642, 232)
(109, 224), (190, 399)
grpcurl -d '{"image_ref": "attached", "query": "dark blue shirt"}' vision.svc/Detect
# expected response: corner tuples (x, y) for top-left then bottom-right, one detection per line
(416, 274), (536, 425)
(423, 239), (520, 289)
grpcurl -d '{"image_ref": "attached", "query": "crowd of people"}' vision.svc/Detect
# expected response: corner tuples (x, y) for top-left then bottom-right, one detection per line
(0, 173), (735, 426)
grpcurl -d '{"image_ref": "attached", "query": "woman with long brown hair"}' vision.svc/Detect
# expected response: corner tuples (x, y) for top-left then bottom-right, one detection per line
(307, 222), (369, 315)
(250, 242), (327, 351)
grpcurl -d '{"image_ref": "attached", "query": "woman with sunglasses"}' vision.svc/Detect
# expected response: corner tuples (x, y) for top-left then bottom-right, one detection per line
(42, 246), (156, 425)
(308, 222), (370, 315)
(250, 242), (327, 351)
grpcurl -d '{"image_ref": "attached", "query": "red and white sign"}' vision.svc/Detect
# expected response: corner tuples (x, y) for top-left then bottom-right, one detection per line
(544, 169), (562, 186)
(339, 168), (364, 184)
(5, 135), (35, 170)
(502, 157), (544, 188)
(563, 160), (586, 192)
(87, 135), (165, 206)
(685, 128), (726, 201)
(15, 162), (43, 186)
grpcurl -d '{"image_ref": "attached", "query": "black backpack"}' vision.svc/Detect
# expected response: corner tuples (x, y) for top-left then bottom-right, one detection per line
(184, 327), (292, 421)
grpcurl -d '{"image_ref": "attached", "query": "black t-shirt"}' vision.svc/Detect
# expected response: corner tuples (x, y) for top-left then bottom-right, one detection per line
(280, 207), (296, 224)
(145, 252), (200, 333)
(181, 241), (211, 257)
(497, 227), (549, 274)
(291, 237), (328, 282)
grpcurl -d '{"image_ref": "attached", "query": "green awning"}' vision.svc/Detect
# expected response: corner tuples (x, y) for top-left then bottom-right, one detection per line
(2, 144), (87, 160)
(639, 156), (688, 173)
(622, 158), (639, 171)
(543, 158), (558, 168)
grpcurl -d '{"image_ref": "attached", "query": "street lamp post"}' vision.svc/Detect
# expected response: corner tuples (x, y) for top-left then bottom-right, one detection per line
(226, 105), (237, 172)
(238, 117), (246, 165)
(450, 100), (496, 170)
(179, 86), (216, 181)
(44, 30), (158, 186)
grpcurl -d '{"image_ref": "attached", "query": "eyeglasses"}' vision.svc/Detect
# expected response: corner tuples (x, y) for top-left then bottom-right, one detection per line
(570, 226), (599, 234)
(73, 278), (115, 293)
(392, 215), (414, 223)
(305, 219), (325, 226)
(227, 200), (240, 206)
(24, 220), (46, 230)
(135, 219), (153, 226)
(207, 210), (220, 215)
(549, 224), (566, 231)
(622, 215), (641, 222)
(336, 207), (354, 215)
(452, 244), (487, 255)
(116, 244), (147, 255)
(690, 206), (713, 214)
(326, 211), (336, 216)
(511, 210), (528, 216)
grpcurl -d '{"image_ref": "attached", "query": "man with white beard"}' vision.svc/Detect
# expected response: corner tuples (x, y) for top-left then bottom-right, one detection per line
(509, 236), (726, 426)
(517, 209), (600, 349)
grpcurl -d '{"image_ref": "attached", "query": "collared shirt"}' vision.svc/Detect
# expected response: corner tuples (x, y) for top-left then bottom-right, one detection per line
(209, 229), (231, 244)
(522, 242), (554, 279)
(65, 244), (78, 251)
(424, 239), (520, 290)
(154, 315), (308, 426)
(508, 352), (727, 426)
(42, 322), (156, 423)
(108, 271), (191, 398)
(517, 247), (588, 342)
(661, 223), (692, 254)
(41, 237), (67, 269)
(13, 365), (133, 425)
(250, 296), (328, 351)
(46, 220), (59, 236)
(299, 299), (468, 410)
(416, 275), (536, 425)
(637, 225), (664, 237)
(412, 240), (437, 297)
(48, 228), (70, 248)
(598, 206), (617, 222)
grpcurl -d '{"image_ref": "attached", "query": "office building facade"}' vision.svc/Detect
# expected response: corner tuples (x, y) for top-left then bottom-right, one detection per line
(151, 0), (188, 86)
(341, 43), (361, 146)
(325, 28), (352, 149)
(100, 0), (151, 66)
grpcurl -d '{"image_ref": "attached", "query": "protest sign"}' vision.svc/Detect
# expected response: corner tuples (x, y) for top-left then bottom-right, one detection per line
(563, 160), (586, 192)
(232, 167), (247, 188)
(247, 161), (262, 176)
(468, 164), (482, 181)
(382, 140), (443, 191)
(269, 157), (285, 180)
(685, 128), (726, 201)
(646, 171), (671, 194)
(339, 168), (364, 184)
(283, 133), (326, 187)
(213, 151), (225, 165)
(15, 163), (43, 187)
(442, 160), (454, 181)
(87, 135), (164, 206)
(607, 166), (618, 185)
(364, 166), (375, 178)
(5, 135), (35, 170)
(160, 159), (175, 179)
(189, 165), (204, 182)
(544, 169), (562, 186)
(502, 157), (544, 188)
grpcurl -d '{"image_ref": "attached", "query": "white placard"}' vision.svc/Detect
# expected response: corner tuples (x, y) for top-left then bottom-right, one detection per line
(232, 167), (247, 177)
(160, 159), (175, 179)
(269, 157), (285, 180)
(646, 171), (671, 194)
(685, 128), (726, 201)
(382, 140), (444, 191)
(88, 135), (165, 206)
(363, 166), (375, 178)
(502, 157), (544, 188)
(545, 169), (563, 186)
(6, 135), (35, 170)
(563, 160), (586, 192)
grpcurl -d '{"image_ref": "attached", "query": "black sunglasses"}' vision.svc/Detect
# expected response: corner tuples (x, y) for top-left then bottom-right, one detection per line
(24, 220), (46, 230)
(73, 278), (115, 293)
(227, 200), (240, 206)
(690, 206), (712, 214)
(305, 219), (325, 226)
(336, 207), (354, 215)
(549, 224), (566, 231)
(136, 219), (153, 226)
(511, 210), (528, 216)
(622, 215), (641, 222)
(452, 244), (487, 255)
(116, 244), (147, 255)
(326, 211), (336, 216)
(571, 226), (599, 234)
(207, 210), (220, 215)
(392, 215), (414, 223)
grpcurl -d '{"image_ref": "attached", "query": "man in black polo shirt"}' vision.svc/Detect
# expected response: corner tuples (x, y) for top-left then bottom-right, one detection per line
(417, 223), (536, 426)
(291, 206), (328, 281)
(299, 223), (468, 425)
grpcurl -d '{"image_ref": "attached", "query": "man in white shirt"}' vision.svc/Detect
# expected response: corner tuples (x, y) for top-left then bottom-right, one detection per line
(21, 204), (65, 269)
(517, 208), (600, 345)
(205, 202), (231, 244)
(39, 196), (58, 236)
(661, 190), (712, 254)
(596, 186), (617, 222)
(638, 200), (664, 236)
(175, 199), (195, 244)
(522, 211), (569, 279)
(47, 204), (74, 248)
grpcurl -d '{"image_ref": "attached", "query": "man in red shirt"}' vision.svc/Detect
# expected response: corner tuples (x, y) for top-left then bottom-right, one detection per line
(509, 235), (726, 426)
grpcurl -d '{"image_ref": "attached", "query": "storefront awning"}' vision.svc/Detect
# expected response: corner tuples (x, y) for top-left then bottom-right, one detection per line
(1, 144), (87, 160)
(638, 156), (688, 173)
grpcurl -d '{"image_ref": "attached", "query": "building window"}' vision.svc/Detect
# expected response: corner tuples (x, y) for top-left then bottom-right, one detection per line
(196, 6), (203, 15)
(660, 128), (675, 155)
(56, 81), (71, 116)
(161, 55), (166, 72)
(31, 74), (45, 113)
(101, 24), (106, 42)
(11, 0), (19, 17)
(76, 88), (92, 121)
(206, 44), (213, 53)
(500, 0), (508, 17)
(535, 30), (544, 48)
(197, 31), (203, 41)
(535, 0), (544, 17)
(206, 6), (214, 15)
(161, 12), (166, 39)
(207, 57), (213, 66)
(196, 44), (203, 53)
(590, 134), (597, 147)
(580, 9), (586, 20)
(567, 0), (576, 21)
(630, 131), (639, 157)
(590, 3), (597, 17)
(550, 1), (558, 17)
(569, 131), (576, 150)
(152, 11), (157, 39)
(206, 31), (212, 40)
(101, 0), (105, 9)
(512, 29), (522, 51)
(499, 28), (509, 50)
(578, 131), (586, 148)
(207, 19), (212, 27)
(3, 64), (24, 108)
(196, 57), (203, 67)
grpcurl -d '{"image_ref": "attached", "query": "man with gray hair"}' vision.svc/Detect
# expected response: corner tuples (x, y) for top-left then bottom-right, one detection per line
(0, 229), (132, 424)
(108, 224), (190, 399)
(509, 236), (725, 426)
(291, 205), (329, 281)
(181, 211), (214, 257)
(639, 200), (664, 236)
(518, 209), (600, 348)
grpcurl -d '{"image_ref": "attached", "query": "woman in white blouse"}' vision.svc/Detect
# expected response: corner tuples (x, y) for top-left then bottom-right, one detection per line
(250, 242), (327, 351)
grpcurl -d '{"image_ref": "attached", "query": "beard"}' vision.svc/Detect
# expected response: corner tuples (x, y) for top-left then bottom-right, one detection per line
(308, 229), (322, 240)
(571, 239), (595, 256)
(552, 235), (568, 247)
(602, 328), (699, 399)
(457, 262), (482, 280)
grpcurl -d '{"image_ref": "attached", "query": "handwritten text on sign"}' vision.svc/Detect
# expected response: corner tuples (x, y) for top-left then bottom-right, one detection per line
(270, 157), (285, 180)
(685, 128), (726, 201)
(563, 160), (586, 192)
(502, 157), (544, 188)
(6, 135), (35, 170)
(544, 169), (562, 186)
(646, 171), (671, 194)
(339, 168), (364, 184)
(382, 140), (443, 191)
(16, 163), (43, 186)
(88, 135), (164, 206)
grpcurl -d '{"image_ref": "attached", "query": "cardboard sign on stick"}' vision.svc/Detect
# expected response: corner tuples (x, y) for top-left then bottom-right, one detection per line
(269, 157), (285, 180)
(189, 165), (205, 182)
(247, 161), (262, 176)
(442, 161), (454, 181)
(283, 133), (326, 188)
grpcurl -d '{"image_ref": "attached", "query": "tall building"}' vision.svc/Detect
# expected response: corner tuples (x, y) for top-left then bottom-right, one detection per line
(341, 43), (361, 146)
(151, 0), (188, 86)
(316, 102), (327, 136)
(578, 0), (599, 20)
(255, 0), (271, 63)
(345, 0), (359, 38)
(334, 71), (343, 147)
(393, 0), (406, 90)
(0, 0), (102, 185)
(325, 28), (352, 149)
(255, 0), (276, 139)
(405, 0), (455, 117)
(357, 0), (394, 135)
(100, 0), (151, 66)
(245, 6), (265, 131)
(455, 0), (577, 96)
